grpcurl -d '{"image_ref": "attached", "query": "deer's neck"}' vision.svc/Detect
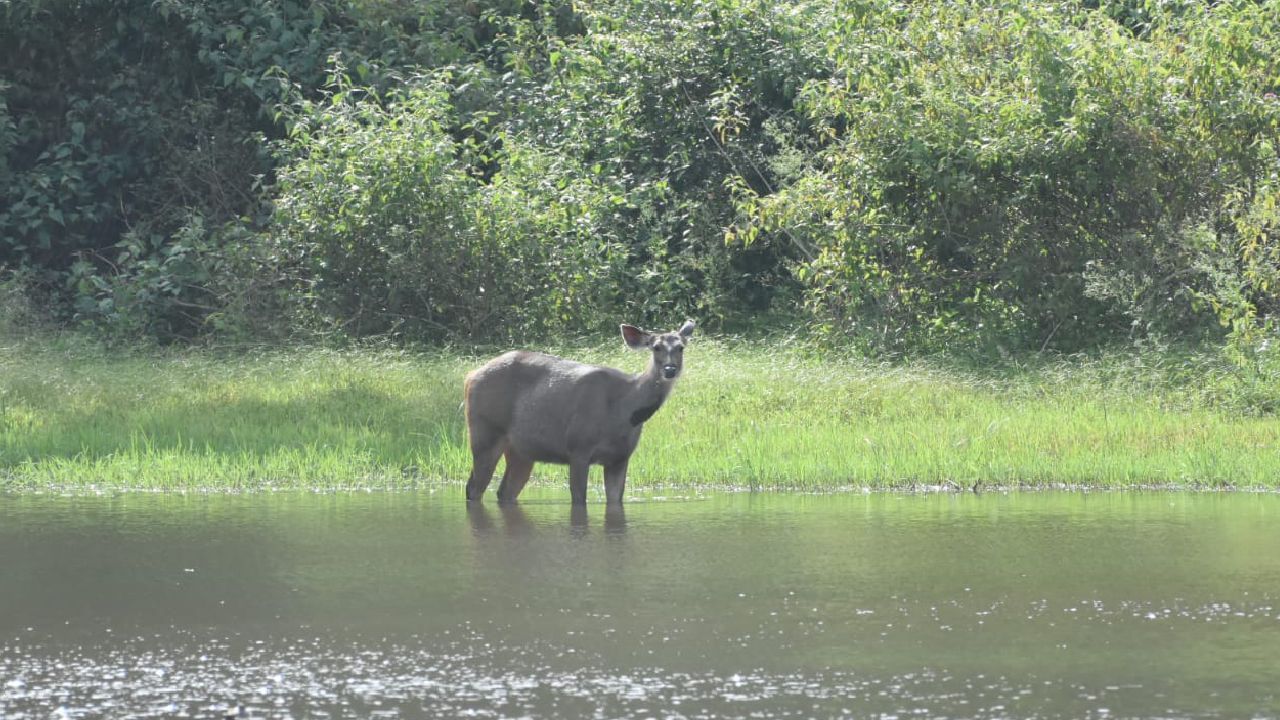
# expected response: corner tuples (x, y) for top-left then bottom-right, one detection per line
(627, 362), (674, 426)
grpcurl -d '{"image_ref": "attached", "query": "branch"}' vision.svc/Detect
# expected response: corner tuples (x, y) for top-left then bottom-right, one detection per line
(677, 82), (817, 262)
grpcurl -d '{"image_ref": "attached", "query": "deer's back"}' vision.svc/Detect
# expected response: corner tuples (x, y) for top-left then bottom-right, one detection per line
(464, 351), (630, 435)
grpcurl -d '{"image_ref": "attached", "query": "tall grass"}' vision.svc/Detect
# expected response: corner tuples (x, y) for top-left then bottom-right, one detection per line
(1, 336), (1276, 493)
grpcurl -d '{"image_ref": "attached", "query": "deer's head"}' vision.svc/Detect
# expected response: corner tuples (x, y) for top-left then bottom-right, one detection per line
(621, 320), (696, 381)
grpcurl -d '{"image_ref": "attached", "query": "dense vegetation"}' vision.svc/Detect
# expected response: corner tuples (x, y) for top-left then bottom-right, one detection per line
(2, 0), (1278, 357)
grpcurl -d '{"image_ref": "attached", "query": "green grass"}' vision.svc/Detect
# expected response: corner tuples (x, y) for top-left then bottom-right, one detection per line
(1, 335), (1277, 493)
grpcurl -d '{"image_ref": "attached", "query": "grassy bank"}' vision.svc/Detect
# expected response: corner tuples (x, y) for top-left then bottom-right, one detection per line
(1, 336), (1278, 493)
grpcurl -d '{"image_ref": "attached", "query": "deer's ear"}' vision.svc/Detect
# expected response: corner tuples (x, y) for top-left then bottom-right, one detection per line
(621, 324), (653, 350)
(678, 319), (696, 339)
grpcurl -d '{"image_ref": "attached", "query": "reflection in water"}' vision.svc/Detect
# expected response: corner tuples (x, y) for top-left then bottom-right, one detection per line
(3, 490), (1280, 720)
(465, 501), (497, 534)
(496, 503), (535, 536)
(569, 503), (589, 538)
(603, 505), (627, 536)
(468, 501), (624, 538)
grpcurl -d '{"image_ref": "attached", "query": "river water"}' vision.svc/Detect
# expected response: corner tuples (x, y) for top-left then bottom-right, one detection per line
(2, 490), (1278, 718)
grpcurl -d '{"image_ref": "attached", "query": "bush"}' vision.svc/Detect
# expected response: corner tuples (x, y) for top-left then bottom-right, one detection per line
(63, 215), (290, 342)
(0, 268), (53, 337)
(270, 76), (634, 342)
(4, 0), (1277, 353)
(495, 0), (826, 329)
(738, 0), (1280, 352)
(0, 0), (506, 336)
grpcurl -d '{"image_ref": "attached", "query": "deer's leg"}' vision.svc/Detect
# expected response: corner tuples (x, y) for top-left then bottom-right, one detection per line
(568, 460), (590, 506)
(464, 422), (505, 502)
(496, 450), (535, 505)
(603, 458), (629, 506)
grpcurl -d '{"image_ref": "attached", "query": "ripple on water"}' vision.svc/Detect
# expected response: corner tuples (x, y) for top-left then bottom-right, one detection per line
(5, 491), (1280, 719)
(0, 629), (1262, 719)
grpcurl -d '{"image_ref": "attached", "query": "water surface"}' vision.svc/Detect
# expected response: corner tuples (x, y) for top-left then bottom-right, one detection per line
(2, 490), (1279, 718)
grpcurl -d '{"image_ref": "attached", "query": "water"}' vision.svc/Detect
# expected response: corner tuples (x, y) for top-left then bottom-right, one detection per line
(2, 490), (1279, 719)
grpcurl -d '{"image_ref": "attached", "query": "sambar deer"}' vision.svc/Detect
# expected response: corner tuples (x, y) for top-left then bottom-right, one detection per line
(464, 320), (695, 506)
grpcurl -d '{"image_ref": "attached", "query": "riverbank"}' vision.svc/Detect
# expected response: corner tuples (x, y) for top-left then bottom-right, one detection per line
(2, 336), (1277, 493)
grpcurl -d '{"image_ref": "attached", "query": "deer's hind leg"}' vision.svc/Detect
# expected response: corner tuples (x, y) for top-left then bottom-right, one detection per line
(465, 420), (506, 502)
(496, 450), (535, 505)
(604, 458), (629, 505)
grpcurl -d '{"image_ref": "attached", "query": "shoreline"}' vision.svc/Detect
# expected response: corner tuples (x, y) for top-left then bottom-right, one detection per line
(5, 481), (1279, 497)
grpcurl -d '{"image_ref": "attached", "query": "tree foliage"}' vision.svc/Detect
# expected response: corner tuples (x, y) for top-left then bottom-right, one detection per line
(271, 75), (635, 341)
(0, 0), (502, 338)
(2, 0), (1278, 354)
(739, 0), (1280, 351)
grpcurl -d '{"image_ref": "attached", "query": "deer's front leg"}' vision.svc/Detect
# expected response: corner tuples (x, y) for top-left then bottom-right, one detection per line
(568, 460), (590, 506)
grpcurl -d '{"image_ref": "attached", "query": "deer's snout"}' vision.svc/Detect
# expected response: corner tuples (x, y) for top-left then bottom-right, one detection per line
(662, 364), (679, 379)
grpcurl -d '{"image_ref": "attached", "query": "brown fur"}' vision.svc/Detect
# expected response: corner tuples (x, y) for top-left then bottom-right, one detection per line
(463, 320), (694, 505)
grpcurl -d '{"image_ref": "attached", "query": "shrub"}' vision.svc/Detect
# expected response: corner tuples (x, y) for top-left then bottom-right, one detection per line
(738, 0), (1280, 352)
(0, 0), (507, 336)
(270, 76), (633, 342)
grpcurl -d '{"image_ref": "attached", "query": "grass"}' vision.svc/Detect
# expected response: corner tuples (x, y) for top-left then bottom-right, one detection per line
(1, 334), (1277, 493)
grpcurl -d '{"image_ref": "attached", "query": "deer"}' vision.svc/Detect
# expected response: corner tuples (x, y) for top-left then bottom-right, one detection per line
(463, 320), (695, 506)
